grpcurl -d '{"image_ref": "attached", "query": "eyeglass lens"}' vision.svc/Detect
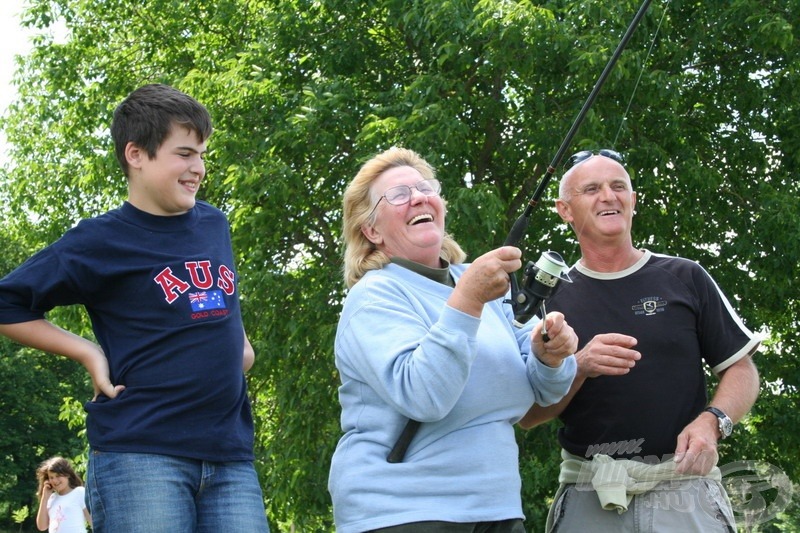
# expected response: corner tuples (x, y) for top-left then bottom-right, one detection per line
(384, 179), (441, 205)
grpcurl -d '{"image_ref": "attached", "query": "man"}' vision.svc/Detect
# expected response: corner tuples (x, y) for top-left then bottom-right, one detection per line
(520, 149), (761, 532)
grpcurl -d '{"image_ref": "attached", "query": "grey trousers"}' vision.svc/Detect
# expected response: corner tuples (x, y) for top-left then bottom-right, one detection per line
(548, 479), (736, 533)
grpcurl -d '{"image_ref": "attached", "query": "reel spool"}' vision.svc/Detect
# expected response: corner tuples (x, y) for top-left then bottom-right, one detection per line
(510, 251), (572, 327)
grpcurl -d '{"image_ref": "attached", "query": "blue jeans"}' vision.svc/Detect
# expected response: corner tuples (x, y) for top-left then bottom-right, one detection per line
(86, 451), (270, 533)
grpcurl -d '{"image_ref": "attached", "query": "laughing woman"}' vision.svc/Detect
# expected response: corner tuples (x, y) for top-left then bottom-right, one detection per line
(328, 147), (578, 533)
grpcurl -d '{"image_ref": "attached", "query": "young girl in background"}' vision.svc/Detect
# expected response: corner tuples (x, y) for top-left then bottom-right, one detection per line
(35, 456), (91, 533)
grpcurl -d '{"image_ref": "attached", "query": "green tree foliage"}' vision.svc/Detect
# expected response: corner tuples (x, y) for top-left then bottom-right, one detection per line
(0, 343), (90, 527)
(0, 0), (798, 530)
(0, 232), (91, 531)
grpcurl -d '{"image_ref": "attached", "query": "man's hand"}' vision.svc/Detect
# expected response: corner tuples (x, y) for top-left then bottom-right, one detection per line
(576, 333), (640, 379)
(673, 411), (720, 475)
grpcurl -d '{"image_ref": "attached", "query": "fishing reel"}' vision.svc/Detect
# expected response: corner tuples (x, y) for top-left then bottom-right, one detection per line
(508, 251), (572, 328)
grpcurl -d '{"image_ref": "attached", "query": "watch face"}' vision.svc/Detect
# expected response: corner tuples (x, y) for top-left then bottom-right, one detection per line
(720, 417), (733, 437)
(706, 407), (733, 438)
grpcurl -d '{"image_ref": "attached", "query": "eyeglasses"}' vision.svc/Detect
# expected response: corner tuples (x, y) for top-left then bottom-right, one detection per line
(367, 179), (441, 217)
(564, 149), (624, 171)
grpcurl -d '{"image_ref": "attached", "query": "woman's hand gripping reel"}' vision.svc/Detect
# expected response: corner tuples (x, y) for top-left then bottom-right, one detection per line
(508, 251), (572, 336)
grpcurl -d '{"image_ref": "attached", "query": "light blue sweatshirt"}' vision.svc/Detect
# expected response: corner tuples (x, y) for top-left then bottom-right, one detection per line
(329, 262), (576, 532)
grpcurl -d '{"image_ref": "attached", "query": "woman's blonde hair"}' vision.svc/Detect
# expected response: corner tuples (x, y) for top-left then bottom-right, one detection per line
(342, 147), (466, 288)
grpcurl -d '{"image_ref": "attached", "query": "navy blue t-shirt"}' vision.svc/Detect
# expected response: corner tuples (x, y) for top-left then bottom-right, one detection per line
(0, 201), (254, 461)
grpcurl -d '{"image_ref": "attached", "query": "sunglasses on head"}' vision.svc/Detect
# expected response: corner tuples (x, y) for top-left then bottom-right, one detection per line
(564, 149), (624, 170)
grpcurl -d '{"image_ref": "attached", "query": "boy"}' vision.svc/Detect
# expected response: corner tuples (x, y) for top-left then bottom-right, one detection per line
(0, 84), (270, 532)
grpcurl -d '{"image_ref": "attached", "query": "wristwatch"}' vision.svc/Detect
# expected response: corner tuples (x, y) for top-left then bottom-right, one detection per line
(704, 406), (733, 439)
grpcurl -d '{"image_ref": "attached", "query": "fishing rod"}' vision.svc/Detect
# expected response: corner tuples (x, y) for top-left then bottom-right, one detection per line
(387, 0), (655, 464)
(506, 0), (654, 326)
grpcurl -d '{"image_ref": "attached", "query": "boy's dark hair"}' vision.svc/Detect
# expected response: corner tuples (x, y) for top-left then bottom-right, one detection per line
(111, 84), (213, 176)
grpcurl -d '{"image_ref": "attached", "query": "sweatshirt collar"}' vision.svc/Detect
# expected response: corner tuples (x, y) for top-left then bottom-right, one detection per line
(390, 257), (454, 287)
